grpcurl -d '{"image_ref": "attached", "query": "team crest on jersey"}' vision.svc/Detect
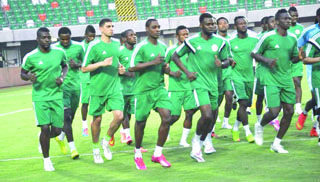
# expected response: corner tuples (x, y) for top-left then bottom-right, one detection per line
(125, 57), (129, 60)
(235, 46), (239, 49)
(275, 44), (279, 48)
(39, 61), (43, 65)
(211, 44), (218, 52)
(295, 29), (300, 35)
(102, 51), (107, 55)
(150, 53), (155, 57)
(197, 46), (201, 50)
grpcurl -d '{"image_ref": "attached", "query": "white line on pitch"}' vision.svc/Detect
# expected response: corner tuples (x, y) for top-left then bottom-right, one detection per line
(0, 91), (31, 98)
(0, 138), (316, 162)
(0, 108), (32, 117)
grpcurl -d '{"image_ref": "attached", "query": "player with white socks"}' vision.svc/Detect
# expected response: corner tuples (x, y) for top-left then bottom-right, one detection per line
(252, 9), (302, 153)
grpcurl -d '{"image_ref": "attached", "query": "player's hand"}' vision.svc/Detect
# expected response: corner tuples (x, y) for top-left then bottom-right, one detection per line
(100, 57), (113, 67)
(69, 59), (78, 69)
(299, 49), (306, 60)
(215, 55), (222, 67)
(118, 64), (125, 75)
(267, 58), (277, 68)
(172, 70), (182, 78)
(228, 58), (236, 67)
(28, 72), (37, 83)
(153, 54), (165, 65)
(163, 63), (170, 74)
(55, 76), (64, 86)
(186, 71), (197, 81)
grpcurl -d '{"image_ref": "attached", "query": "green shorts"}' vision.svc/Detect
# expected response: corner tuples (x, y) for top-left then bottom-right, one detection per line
(255, 78), (264, 96)
(313, 88), (320, 109)
(63, 89), (80, 114)
(81, 82), (90, 104)
(32, 100), (64, 128)
(89, 92), (124, 116)
(168, 90), (197, 116)
(231, 80), (254, 101)
(264, 85), (296, 108)
(291, 62), (303, 77)
(124, 95), (135, 116)
(193, 88), (218, 110)
(223, 78), (233, 92)
(135, 87), (171, 121)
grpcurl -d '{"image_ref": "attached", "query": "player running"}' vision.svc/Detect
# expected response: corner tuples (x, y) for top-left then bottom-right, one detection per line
(80, 25), (96, 137)
(118, 29), (137, 145)
(165, 25), (198, 147)
(288, 6), (305, 115)
(82, 18), (125, 163)
(21, 27), (68, 171)
(230, 16), (258, 143)
(252, 9), (302, 153)
(129, 19), (172, 170)
(54, 27), (84, 160)
(172, 13), (234, 162)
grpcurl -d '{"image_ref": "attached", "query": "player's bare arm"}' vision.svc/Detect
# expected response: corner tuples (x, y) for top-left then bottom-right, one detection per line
(82, 56), (113, 73)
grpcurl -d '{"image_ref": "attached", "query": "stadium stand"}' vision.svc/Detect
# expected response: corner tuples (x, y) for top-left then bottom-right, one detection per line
(0, 0), (319, 30)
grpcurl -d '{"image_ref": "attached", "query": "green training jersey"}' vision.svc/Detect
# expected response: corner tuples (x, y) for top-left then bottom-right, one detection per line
(230, 34), (259, 82)
(165, 43), (191, 91)
(130, 39), (167, 94)
(82, 37), (121, 96)
(288, 23), (304, 39)
(22, 47), (67, 102)
(176, 32), (228, 93)
(253, 29), (299, 87)
(119, 45), (135, 95)
(306, 32), (320, 87)
(54, 41), (84, 91)
(80, 39), (91, 84)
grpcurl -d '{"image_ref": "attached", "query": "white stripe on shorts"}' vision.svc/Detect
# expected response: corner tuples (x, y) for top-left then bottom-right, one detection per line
(263, 86), (268, 108)
(316, 88), (320, 109)
(193, 89), (200, 107)
(32, 102), (39, 126)
(230, 80), (238, 101)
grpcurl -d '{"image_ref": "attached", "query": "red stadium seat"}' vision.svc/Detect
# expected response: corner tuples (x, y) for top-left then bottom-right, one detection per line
(38, 14), (47, 21)
(199, 6), (207, 13)
(2, 5), (10, 11)
(86, 10), (94, 17)
(176, 8), (184, 16)
(51, 1), (59, 9)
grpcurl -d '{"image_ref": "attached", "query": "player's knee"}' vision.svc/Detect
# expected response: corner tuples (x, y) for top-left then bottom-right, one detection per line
(93, 116), (102, 123)
(269, 109), (280, 119)
(114, 111), (124, 122)
(41, 125), (50, 133)
(284, 106), (294, 116)
(202, 112), (213, 122)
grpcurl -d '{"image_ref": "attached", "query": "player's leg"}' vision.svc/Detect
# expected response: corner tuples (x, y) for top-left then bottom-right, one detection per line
(293, 76), (303, 114)
(101, 92), (124, 160)
(120, 95), (130, 143)
(203, 92), (219, 154)
(270, 102), (293, 153)
(222, 79), (233, 129)
(179, 108), (197, 147)
(89, 95), (107, 163)
(255, 78), (264, 124)
(81, 103), (89, 135)
(255, 86), (281, 146)
(296, 91), (317, 130)
(133, 92), (152, 170)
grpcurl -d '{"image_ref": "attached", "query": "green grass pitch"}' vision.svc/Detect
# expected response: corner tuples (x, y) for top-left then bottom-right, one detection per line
(0, 73), (319, 182)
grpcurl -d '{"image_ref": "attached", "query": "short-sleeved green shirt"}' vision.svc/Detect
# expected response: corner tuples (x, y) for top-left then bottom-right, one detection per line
(130, 39), (167, 94)
(119, 45), (135, 95)
(164, 43), (191, 91)
(22, 47), (67, 101)
(288, 23), (304, 39)
(306, 32), (320, 87)
(176, 32), (228, 93)
(252, 29), (299, 87)
(54, 41), (84, 91)
(230, 34), (259, 82)
(80, 39), (91, 84)
(82, 38), (121, 96)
